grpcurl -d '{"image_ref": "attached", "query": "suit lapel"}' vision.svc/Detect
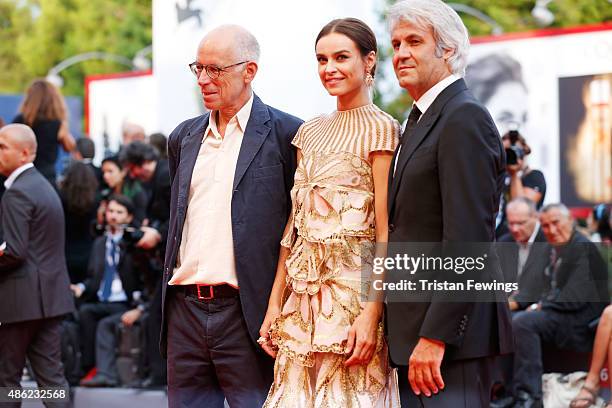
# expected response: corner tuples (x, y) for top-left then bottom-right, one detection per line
(177, 114), (209, 208)
(232, 94), (271, 190)
(388, 79), (468, 216)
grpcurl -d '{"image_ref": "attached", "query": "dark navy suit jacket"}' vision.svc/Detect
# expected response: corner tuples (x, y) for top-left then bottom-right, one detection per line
(160, 94), (302, 356)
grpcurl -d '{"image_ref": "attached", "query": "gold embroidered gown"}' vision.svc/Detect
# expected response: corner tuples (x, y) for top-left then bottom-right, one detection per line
(264, 104), (401, 407)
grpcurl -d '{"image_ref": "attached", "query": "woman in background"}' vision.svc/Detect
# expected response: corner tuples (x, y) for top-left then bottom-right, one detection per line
(13, 79), (76, 186)
(97, 156), (148, 224)
(59, 162), (99, 284)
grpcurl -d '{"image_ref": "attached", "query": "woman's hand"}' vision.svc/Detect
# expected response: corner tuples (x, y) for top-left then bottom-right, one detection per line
(344, 303), (382, 367)
(259, 304), (281, 358)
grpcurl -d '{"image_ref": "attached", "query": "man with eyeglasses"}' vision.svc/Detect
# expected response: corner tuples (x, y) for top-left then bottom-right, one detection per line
(160, 24), (302, 408)
(498, 197), (550, 313)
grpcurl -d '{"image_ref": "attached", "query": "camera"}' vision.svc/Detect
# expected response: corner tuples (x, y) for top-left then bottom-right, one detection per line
(504, 130), (525, 166)
(122, 226), (145, 246)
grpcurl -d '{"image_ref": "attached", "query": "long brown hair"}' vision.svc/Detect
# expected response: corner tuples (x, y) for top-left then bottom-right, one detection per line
(60, 162), (99, 216)
(19, 79), (68, 126)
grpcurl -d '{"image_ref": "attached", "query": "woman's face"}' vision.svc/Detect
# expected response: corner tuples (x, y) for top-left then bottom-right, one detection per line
(486, 81), (528, 136)
(315, 32), (371, 98)
(102, 161), (125, 189)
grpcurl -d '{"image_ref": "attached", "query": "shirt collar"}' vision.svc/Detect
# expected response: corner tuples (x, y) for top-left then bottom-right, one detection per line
(414, 74), (460, 117)
(528, 222), (541, 244)
(4, 163), (34, 189)
(205, 92), (254, 140)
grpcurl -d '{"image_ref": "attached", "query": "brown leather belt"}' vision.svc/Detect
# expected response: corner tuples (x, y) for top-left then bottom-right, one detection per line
(179, 284), (239, 300)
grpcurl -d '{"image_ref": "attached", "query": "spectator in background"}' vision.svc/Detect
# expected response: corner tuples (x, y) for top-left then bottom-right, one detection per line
(496, 130), (547, 238)
(570, 304), (612, 408)
(122, 122), (146, 145)
(119, 141), (171, 388)
(59, 162), (99, 284)
(74, 137), (103, 187)
(148, 132), (168, 160)
(98, 156), (148, 224)
(510, 203), (608, 408)
(587, 204), (612, 243)
(13, 79), (76, 186)
(70, 195), (144, 379)
(498, 198), (550, 312)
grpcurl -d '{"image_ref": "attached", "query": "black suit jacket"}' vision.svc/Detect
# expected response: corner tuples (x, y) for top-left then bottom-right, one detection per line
(160, 94), (302, 356)
(498, 228), (550, 310)
(0, 167), (74, 323)
(386, 79), (513, 364)
(81, 235), (143, 306)
(147, 159), (171, 247)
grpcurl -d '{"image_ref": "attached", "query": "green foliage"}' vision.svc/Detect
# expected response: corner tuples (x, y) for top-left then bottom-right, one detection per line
(376, 0), (612, 121)
(0, 0), (151, 96)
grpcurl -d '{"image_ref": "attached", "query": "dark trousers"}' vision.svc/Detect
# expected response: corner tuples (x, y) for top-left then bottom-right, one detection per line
(512, 310), (564, 399)
(0, 316), (71, 408)
(166, 288), (273, 408)
(94, 313), (123, 382)
(78, 302), (129, 371)
(398, 357), (495, 408)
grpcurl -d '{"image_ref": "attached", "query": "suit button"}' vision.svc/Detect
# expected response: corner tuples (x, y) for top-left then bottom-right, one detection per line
(389, 224), (395, 233)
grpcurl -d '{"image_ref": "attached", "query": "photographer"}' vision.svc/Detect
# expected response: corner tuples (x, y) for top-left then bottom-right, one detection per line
(119, 141), (170, 387)
(70, 195), (145, 378)
(97, 156), (148, 224)
(497, 130), (547, 237)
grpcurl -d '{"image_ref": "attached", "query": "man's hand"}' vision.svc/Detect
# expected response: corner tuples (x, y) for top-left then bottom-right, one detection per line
(121, 308), (143, 327)
(408, 337), (445, 397)
(136, 226), (161, 250)
(70, 284), (84, 298)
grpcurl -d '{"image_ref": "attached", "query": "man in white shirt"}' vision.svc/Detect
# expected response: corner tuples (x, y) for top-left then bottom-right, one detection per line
(161, 25), (302, 408)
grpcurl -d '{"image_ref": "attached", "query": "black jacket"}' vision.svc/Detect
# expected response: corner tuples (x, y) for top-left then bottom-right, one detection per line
(386, 79), (513, 364)
(498, 227), (550, 310)
(0, 167), (74, 323)
(81, 235), (144, 307)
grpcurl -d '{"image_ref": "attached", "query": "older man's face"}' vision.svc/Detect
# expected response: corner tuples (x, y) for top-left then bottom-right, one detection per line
(391, 20), (453, 101)
(540, 208), (573, 246)
(195, 39), (248, 112)
(507, 203), (537, 244)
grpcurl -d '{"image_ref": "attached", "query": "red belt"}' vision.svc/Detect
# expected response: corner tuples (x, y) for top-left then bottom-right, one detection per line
(180, 284), (239, 300)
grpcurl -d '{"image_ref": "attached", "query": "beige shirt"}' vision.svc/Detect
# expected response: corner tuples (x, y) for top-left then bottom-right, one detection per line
(168, 94), (254, 287)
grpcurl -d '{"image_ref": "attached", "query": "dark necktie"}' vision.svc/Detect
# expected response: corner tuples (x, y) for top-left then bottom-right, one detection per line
(400, 105), (422, 145)
(101, 239), (118, 302)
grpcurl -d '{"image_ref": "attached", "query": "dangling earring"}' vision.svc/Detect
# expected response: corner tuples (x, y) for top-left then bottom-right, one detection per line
(365, 72), (374, 87)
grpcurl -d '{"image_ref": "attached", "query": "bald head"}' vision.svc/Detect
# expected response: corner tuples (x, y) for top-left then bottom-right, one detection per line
(122, 122), (146, 145)
(0, 124), (37, 176)
(0, 124), (37, 155)
(199, 25), (260, 63)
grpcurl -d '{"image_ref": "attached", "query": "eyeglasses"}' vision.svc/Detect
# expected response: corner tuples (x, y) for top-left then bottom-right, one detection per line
(188, 61), (248, 79)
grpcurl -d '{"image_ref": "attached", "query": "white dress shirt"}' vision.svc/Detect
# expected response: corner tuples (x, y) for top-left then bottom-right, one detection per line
(3, 163), (34, 189)
(394, 74), (460, 176)
(169, 93), (254, 287)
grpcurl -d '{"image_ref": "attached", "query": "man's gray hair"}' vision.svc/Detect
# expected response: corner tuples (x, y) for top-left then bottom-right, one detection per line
(388, 0), (470, 77)
(507, 197), (537, 216)
(541, 203), (571, 218)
